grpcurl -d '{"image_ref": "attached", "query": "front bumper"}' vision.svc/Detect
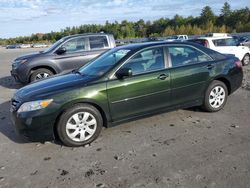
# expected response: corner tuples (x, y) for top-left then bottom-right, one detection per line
(11, 64), (29, 84)
(11, 69), (22, 83)
(10, 108), (56, 142)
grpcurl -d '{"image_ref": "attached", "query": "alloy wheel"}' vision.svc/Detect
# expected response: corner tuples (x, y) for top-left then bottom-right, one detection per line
(65, 112), (97, 142)
(209, 86), (225, 109)
(35, 72), (50, 80)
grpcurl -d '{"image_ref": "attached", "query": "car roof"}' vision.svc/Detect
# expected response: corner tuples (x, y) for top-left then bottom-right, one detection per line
(61, 33), (112, 40)
(115, 41), (202, 51)
(197, 36), (233, 40)
(115, 41), (227, 61)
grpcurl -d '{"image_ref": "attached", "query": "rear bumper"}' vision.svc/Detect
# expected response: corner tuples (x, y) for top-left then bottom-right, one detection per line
(229, 67), (243, 94)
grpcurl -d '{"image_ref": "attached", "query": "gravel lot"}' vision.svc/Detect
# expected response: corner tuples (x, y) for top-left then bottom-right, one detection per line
(0, 48), (250, 188)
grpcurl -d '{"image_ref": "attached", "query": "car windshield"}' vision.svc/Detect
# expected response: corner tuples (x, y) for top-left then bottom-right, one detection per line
(79, 48), (130, 77)
(43, 38), (65, 53)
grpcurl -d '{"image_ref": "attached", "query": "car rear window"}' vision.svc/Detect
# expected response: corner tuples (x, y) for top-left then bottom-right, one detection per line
(212, 38), (237, 46)
(190, 42), (227, 61)
(89, 36), (109, 49)
(202, 47), (227, 60)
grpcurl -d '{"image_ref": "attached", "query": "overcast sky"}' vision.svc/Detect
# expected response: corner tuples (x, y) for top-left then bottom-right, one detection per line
(0, 0), (248, 38)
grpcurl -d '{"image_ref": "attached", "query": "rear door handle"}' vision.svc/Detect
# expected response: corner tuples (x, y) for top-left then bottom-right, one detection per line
(207, 64), (214, 69)
(158, 74), (169, 80)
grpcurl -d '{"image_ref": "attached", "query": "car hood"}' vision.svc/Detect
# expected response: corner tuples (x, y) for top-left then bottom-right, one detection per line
(15, 51), (45, 61)
(14, 73), (98, 101)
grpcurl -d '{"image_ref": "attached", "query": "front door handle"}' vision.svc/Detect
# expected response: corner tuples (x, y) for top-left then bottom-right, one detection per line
(158, 74), (169, 80)
(207, 64), (214, 69)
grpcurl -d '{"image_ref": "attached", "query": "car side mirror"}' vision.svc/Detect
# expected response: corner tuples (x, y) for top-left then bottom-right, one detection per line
(56, 47), (66, 55)
(115, 68), (132, 79)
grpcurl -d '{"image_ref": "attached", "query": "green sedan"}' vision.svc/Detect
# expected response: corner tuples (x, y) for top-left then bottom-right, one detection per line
(11, 42), (243, 146)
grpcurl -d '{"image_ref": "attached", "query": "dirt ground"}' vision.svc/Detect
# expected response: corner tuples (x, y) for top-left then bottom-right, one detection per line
(0, 48), (250, 188)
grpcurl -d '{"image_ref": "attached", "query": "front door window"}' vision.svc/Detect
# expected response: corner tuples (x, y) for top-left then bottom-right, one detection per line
(62, 37), (87, 53)
(121, 47), (165, 76)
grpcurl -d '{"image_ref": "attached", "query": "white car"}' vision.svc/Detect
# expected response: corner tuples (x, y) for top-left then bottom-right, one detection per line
(189, 33), (250, 65)
(165, 35), (188, 42)
(32, 43), (48, 48)
(20, 44), (31, 48)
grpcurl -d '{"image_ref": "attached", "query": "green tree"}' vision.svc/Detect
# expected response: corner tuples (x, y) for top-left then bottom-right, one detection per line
(163, 26), (175, 36)
(217, 2), (232, 26)
(200, 6), (215, 24)
(221, 2), (231, 17)
(1, 2), (250, 45)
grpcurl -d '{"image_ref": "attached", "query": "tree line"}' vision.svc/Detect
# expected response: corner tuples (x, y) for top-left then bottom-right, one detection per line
(0, 2), (249, 45)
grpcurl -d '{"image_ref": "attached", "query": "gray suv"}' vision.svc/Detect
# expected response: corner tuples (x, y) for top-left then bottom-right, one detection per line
(11, 33), (116, 84)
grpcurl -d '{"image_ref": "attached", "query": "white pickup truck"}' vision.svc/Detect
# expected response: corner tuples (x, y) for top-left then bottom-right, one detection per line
(165, 35), (188, 42)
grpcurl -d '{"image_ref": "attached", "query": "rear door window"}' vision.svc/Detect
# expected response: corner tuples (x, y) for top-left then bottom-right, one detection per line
(89, 36), (109, 50)
(168, 46), (212, 67)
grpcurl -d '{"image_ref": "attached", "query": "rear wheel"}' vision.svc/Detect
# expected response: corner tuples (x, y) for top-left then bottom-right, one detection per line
(242, 54), (250, 66)
(202, 80), (228, 112)
(30, 68), (53, 82)
(56, 104), (103, 147)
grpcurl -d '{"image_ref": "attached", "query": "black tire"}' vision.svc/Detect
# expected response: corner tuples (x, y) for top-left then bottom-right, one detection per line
(30, 68), (53, 82)
(202, 80), (228, 112)
(56, 104), (103, 147)
(242, 54), (250, 66)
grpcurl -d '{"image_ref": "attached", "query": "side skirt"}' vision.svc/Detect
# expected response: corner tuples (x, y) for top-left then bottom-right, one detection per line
(107, 99), (202, 127)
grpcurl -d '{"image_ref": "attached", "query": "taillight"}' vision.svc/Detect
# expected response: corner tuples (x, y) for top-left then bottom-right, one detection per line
(235, 60), (242, 68)
(204, 40), (210, 48)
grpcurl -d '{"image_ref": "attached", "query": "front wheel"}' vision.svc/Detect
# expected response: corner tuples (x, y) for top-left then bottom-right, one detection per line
(30, 68), (53, 82)
(202, 80), (228, 112)
(242, 54), (250, 66)
(56, 104), (103, 147)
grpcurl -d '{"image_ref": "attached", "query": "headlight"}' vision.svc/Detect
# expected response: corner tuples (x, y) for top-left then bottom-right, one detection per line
(16, 59), (28, 64)
(12, 62), (18, 68)
(12, 59), (28, 68)
(17, 99), (53, 113)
